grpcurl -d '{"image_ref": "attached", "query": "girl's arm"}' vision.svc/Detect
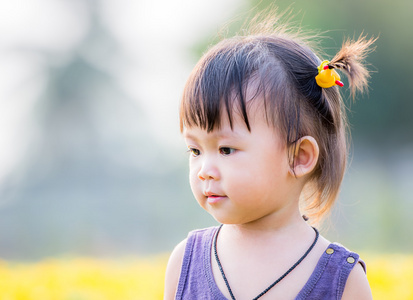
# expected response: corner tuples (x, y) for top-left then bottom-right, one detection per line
(341, 263), (373, 300)
(163, 239), (187, 300)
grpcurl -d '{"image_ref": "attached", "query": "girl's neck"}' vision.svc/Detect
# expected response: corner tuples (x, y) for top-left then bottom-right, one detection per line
(231, 198), (307, 230)
(221, 211), (313, 246)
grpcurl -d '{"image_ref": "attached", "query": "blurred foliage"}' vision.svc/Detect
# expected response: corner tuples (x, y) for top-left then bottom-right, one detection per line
(0, 0), (207, 260)
(0, 255), (167, 300)
(0, 254), (411, 300)
(365, 254), (413, 300)
(0, 0), (411, 261)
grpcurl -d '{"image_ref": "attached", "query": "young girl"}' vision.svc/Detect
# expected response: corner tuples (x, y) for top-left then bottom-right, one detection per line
(164, 11), (376, 300)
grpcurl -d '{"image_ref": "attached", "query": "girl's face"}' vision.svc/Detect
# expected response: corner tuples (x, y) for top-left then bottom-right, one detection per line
(183, 103), (300, 226)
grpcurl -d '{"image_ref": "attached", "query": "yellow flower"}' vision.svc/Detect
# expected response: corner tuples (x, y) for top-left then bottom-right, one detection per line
(1, 253), (412, 300)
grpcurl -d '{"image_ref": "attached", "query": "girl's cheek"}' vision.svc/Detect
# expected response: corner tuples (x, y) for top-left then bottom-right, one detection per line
(189, 169), (201, 193)
(189, 159), (202, 179)
(189, 165), (198, 180)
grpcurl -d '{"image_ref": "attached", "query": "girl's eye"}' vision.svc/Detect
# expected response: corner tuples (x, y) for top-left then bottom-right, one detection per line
(188, 148), (200, 157)
(219, 147), (235, 156)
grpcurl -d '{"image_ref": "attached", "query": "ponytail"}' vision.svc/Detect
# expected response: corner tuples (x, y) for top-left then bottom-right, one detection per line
(303, 34), (377, 223)
(328, 34), (377, 96)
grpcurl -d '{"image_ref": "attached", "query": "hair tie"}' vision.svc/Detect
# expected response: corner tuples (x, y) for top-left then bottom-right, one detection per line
(315, 60), (344, 88)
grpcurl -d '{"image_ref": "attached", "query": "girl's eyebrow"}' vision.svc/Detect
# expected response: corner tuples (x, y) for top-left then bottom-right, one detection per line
(184, 129), (245, 141)
(183, 132), (198, 141)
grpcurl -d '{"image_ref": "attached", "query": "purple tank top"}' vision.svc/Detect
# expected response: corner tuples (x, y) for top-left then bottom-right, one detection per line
(175, 226), (365, 299)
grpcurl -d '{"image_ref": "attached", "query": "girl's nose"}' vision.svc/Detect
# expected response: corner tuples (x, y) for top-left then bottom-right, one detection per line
(197, 159), (220, 181)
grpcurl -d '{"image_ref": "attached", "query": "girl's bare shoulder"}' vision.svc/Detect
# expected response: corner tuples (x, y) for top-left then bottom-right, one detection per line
(163, 239), (187, 300)
(341, 262), (373, 300)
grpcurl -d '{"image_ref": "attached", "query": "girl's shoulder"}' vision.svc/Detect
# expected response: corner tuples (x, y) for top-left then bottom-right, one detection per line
(163, 227), (218, 300)
(324, 242), (372, 299)
(164, 238), (187, 300)
(341, 261), (372, 299)
(301, 235), (372, 300)
(315, 235), (366, 272)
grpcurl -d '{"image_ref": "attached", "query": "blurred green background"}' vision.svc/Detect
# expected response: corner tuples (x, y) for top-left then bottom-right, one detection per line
(0, 0), (411, 261)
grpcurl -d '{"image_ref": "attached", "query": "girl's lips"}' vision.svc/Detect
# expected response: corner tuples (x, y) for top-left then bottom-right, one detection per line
(206, 195), (226, 204)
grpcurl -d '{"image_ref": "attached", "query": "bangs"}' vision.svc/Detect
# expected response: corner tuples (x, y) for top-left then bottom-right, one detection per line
(179, 35), (318, 150)
(180, 39), (265, 132)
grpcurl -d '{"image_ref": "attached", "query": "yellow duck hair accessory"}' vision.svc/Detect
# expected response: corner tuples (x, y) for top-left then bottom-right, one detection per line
(315, 60), (344, 88)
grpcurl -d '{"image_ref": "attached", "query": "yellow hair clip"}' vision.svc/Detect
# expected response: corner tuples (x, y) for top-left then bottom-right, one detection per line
(315, 60), (344, 88)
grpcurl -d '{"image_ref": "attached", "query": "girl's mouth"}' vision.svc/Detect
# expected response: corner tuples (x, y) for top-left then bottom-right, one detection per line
(206, 194), (226, 204)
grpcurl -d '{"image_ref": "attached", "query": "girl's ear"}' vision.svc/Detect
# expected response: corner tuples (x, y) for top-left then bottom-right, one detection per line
(289, 136), (319, 178)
